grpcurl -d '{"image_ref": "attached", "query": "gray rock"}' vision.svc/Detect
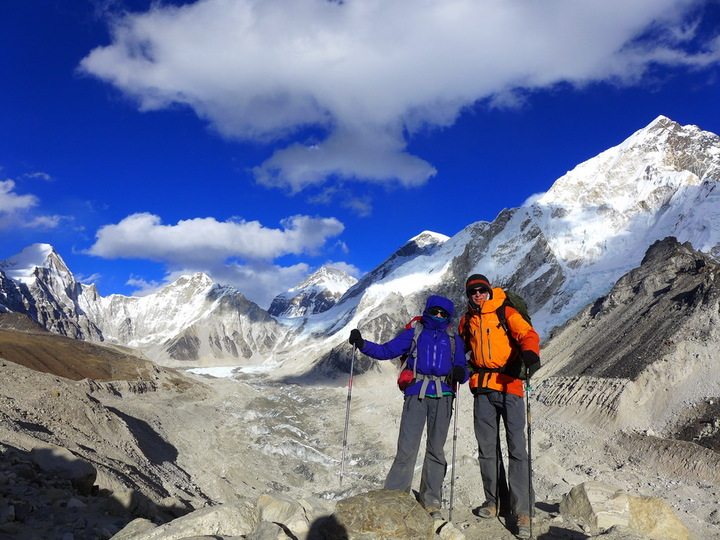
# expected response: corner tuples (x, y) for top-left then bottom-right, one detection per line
(110, 518), (157, 539)
(560, 482), (690, 540)
(117, 499), (260, 539)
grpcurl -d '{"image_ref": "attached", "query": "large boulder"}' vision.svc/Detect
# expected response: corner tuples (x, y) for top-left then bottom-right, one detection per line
(111, 494), (336, 540)
(319, 489), (435, 540)
(30, 443), (96, 495)
(560, 482), (690, 540)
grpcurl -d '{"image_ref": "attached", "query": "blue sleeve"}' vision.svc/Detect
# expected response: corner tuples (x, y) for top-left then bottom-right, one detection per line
(360, 328), (414, 360)
(452, 334), (469, 383)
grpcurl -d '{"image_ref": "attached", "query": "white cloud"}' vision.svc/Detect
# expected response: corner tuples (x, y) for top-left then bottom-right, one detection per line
(85, 212), (346, 306)
(0, 180), (38, 214)
(253, 126), (437, 192)
(86, 212), (344, 261)
(208, 260), (312, 306)
(80, 0), (720, 190)
(0, 179), (61, 229)
(125, 274), (170, 297)
(24, 172), (54, 182)
(323, 259), (361, 278)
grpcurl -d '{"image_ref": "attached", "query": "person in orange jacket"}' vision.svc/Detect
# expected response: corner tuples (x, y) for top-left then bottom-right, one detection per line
(458, 274), (540, 539)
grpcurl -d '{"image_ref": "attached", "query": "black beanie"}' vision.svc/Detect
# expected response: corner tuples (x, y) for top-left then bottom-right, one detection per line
(466, 274), (491, 294)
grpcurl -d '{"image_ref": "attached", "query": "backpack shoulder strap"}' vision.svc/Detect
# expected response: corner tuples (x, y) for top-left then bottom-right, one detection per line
(445, 325), (456, 360)
(496, 302), (509, 333)
(409, 321), (424, 376)
(406, 321), (456, 369)
(398, 319), (424, 376)
(406, 319), (457, 365)
(496, 302), (521, 350)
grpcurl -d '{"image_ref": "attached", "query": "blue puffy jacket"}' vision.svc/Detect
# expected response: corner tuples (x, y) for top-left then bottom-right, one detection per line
(360, 295), (469, 397)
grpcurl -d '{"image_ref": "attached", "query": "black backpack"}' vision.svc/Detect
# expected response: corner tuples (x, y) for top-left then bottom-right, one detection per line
(495, 290), (540, 380)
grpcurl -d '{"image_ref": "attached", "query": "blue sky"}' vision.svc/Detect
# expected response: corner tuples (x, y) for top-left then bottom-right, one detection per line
(2, 0), (720, 308)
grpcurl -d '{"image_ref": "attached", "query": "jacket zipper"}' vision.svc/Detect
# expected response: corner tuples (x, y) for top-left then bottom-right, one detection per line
(486, 327), (492, 362)
(476, 314), (491, 365)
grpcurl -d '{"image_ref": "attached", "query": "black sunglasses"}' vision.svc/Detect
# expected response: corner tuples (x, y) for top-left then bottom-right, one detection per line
(467, 287), (489, 296)
(428, 307), (449, 318)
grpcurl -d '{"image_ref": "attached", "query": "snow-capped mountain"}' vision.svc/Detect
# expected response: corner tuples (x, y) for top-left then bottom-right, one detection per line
(0, 246), (288, 366)
(97, 273), (288, 365)
(0, 243), (104, 341)
(1, 116), (718, 373)
(268, 266), (357, 318)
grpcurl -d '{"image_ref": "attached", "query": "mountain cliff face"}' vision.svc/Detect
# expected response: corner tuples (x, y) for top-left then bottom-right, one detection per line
(1, 116), (719, 372)
(0, 244), (104, 341)
(536, 237), (720, 452)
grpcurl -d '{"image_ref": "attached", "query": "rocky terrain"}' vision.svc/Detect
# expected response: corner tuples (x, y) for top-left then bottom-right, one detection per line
(0, 352), (717, 540)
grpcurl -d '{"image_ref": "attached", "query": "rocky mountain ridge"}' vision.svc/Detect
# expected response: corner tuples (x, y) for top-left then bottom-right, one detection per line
(1, 247), (290, 368)
(534, 237), (720, 453)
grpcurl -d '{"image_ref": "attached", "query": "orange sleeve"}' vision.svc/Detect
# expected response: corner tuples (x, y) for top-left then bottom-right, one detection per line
(506, 308), (540, 355)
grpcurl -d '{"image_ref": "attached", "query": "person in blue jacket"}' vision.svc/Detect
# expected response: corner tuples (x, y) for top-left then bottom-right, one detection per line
(348, 294), (468, 519)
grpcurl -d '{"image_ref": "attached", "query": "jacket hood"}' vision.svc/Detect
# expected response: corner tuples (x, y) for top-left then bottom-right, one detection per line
(421, 295), (454, 329)
(424, 295), (454, 316)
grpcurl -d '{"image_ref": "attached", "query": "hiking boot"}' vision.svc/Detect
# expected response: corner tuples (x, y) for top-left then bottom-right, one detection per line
(516, 514), (531, 538)
(426, 506), (443, 520)
(474, 502), (498, 518)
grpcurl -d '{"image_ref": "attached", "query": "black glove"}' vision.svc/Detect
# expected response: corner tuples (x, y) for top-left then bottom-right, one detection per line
(348, 329), (365, 349)
(521, 350), (540, 368)
(449, 366), (465, 385)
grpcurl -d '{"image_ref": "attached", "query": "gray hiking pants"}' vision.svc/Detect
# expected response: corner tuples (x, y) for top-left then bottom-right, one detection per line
(473, 390), (533, 516)
(384, 394), (453, 509)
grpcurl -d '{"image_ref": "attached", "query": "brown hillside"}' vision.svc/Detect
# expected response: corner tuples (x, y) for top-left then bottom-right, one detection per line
(0, 313), (158, 381)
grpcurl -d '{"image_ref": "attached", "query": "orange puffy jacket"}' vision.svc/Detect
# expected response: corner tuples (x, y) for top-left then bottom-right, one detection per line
(458, 288), (540, 397)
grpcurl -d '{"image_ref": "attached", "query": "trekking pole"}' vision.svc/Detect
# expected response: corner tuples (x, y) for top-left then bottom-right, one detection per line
(449, 383), (460, 522)
(525, 376), (534, 539)
(339, 344), (357, 487)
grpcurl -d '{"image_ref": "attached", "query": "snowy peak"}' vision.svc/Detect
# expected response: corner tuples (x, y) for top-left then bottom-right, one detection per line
(524, 116), (720, 268)
(292, 266), (357, 294)
(152, 272), (215, 301)
(268, 266), (357, 318)
(536, 116), (720, 214)
(394, 230), (449, 258)
(336, 229), (449, 306)
(0, 243), (72, 283)
(408, 230), (450, 248)
(0, 243), (102, 340)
